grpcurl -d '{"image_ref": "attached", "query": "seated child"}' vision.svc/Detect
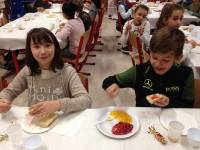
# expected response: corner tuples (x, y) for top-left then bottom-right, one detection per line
(103, 27), (195, 108)
(0, 28), (91, 116)
(156, 4), (197, 61)
(120, 4), (150, 54)
(116, 0), (134, 32)
(56, 0), (85, 59)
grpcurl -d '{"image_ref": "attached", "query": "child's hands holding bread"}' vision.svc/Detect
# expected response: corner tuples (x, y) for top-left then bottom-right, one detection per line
(146, 93), (169, 107)
(29, 100), (61, 118)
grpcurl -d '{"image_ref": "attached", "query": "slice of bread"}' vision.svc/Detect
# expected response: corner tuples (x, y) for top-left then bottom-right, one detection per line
(146, 94), (161, 104)
(34, 113), (57, 128)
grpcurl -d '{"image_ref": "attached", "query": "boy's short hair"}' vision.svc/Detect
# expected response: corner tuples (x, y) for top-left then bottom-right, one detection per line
(134, 4), (149, 13)
(150, 27), (185, 56)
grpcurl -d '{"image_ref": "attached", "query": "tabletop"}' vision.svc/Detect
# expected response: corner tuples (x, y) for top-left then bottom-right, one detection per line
(0, 4), (66, 50)
(0, 106), (199, 150)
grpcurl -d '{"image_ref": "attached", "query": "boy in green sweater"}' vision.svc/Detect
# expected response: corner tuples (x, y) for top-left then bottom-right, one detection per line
(102, 27), (195, 108)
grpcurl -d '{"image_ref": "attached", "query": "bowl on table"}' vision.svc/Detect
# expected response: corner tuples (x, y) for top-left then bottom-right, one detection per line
(22, 135), (42, 150)
(187, 128), (200, 148)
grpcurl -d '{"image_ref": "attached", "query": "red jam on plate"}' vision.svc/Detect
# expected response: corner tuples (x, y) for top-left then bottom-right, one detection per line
(112, 122), (133, 135)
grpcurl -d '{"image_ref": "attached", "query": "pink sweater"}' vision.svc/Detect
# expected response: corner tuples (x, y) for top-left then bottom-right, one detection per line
(56, 18), (85, 54)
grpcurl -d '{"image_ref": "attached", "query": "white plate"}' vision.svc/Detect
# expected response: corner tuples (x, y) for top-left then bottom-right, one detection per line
(159, 109), (198, 135)
(21, 117), (57, 134)
(96, 107), (140, 139)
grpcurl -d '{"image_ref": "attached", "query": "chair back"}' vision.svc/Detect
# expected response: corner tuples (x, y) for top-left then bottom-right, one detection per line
(63, 28), (91, 72)
(194, 79), (200, 108)
(116, 12), (123, 33)
(86, 14), (98, 52)
(128, 31), (149, 65)
(78, 73), (89, 92)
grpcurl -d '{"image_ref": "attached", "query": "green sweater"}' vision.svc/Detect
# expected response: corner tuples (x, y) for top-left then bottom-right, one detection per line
(103, 62), (195, 108)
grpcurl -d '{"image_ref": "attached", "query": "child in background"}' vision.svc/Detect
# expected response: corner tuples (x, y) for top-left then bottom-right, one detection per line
(156, 4), (184, 30)
(185, 0), (200, 18)
(0, 28), (91, 116)
(156, 4), (198, 76)
(120, 4), (150, 53)
(116, 0), (134, 31)
(107, 0), (118, 19)
(56, 0), (85, 59)
(103, 27), (194, 108)
(73, 0), (92, 31)
(24, 0), (52, 13)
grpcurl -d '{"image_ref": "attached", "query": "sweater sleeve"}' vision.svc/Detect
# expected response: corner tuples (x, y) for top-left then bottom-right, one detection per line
(180, 43), (192, 63)
(102, 67), (136, 90)
(0, 66), (28, 102)
(169, 70), (195, 108)
(59, 66), (92, 114)
(120, 20), (130, 47)
(56, 22), (72, 41)
(141, 21), (150, 48)
(118, 5), (132, 20)
(116, 66), (136, 88)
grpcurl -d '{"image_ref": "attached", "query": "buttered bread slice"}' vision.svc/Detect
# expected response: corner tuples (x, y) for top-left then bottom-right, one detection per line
(34, 113), (57, 128)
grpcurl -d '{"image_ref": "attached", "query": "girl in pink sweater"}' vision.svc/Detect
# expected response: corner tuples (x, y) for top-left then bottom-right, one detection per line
(56, 1), (85, 59)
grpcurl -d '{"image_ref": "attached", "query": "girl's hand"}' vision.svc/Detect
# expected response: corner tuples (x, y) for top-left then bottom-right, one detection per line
(153, 94), (169, 107)
(59, 23), (65, 29)
(106, 84), (120, 98)
(138, 27), (144, 35)
(0, 99), (11, 113)
(29, 101), (61, 118)
(125, 23), (132, 35)
(189, 40), (197, 48)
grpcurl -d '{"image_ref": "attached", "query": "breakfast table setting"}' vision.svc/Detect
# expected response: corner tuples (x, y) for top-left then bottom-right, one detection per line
(0, 105), (200, 150)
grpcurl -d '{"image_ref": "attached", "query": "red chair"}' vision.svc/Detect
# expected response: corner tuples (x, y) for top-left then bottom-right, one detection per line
(78, 73), (89, 92)
(88, 7), (105, 52)
(116, 12), (123, 33)
(128, 31), (149, 65)
(62, 28), (92, 75)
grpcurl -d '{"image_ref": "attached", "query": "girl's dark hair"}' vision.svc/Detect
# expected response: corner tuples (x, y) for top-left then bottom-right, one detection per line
(156, 4), (184, 30)
(62, 0), (91, 30)
(62, 0), (79, 19)
(26, 28), (64, 75)
(134, 4), (149, 13)
(150, 27), (185, 57)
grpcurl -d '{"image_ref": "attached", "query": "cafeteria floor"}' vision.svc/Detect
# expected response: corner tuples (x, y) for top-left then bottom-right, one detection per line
(1, 16), (137, 108)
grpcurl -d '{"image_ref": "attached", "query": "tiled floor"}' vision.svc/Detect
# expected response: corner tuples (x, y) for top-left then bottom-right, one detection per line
(2, 16), (137, 108)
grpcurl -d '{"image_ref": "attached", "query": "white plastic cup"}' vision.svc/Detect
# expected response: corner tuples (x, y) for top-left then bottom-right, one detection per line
(6, 123), (23, 148)
(168, 121), (184, 143)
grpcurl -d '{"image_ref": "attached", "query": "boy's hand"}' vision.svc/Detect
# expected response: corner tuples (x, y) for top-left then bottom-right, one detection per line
(153, 94), (169, 107)
(106, 84), (120, 98)
(0, 99), (11, 113)
(29, 101), (61, 118)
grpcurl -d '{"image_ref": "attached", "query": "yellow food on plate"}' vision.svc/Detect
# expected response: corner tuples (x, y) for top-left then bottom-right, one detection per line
(33, 113), (57, 128)
(109, 110), (132, 123)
